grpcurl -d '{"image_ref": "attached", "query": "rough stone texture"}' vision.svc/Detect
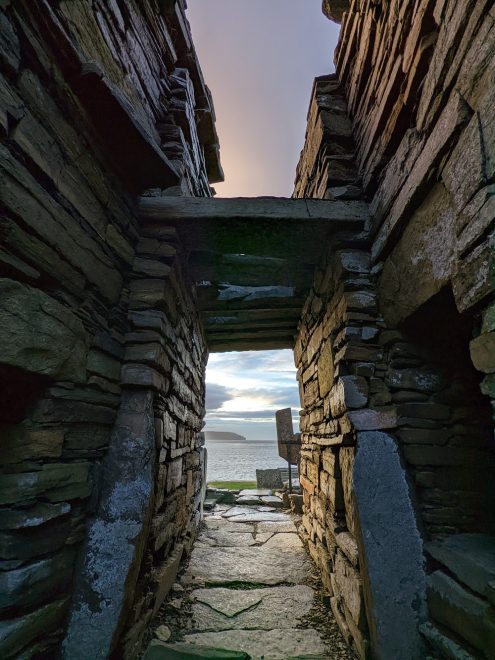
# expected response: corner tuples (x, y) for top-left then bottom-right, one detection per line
(182, 629), (328, 660)
(425, 534), (495, 598)
(185, 545), (310, 587)
(352, 432), (427, 659)
(0, 2), (215, 658)
(191, 585), (314, 630)
(63, 390), (156, 659)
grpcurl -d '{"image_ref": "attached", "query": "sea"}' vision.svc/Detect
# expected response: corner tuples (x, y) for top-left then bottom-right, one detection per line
(205, 438), (286, 481)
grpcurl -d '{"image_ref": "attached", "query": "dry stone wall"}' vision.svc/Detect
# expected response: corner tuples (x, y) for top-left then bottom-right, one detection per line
(294, 2), (495, 657)
(0, 1), (217, 658)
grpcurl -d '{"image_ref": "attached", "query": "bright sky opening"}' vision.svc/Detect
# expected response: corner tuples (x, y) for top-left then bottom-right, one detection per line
(186, 1), (340, 440)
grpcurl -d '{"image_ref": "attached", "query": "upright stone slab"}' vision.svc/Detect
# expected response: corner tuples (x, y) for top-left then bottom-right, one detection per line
(352, 431), (427, 659)
(63, 390), (156, 659)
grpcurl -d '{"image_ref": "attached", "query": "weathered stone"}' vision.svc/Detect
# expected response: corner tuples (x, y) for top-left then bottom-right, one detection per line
(0, 279), (88, 381)
(425, 534), (495, 598)
(191, 585), (313, 630)
(386, 367), (445, 392)
(263, 532), (304, 549)
(0, 549), (74, 611)
(153, 544), (185, 615)
(185, 545), (310, 586)
(155, 625), (172, 642)
(0, 597), (69, 658)
(352, 431), (427, 659)
(0, 427), (65, 464)
(317, 339), (334, 397)
(144, 640), (250, 659)
(329, 376), (368, 417)
(182, 629), (327, 660)
(333, 550), (366, 629)
(0, 463), (90, 506)
(346, 407), (397, 431)
(453, 236), (494, 312)
(427, 570), (495, 656)
(335, 532), (359, 568)
(63, 391), (156, 660)
(236, 495), (262, 505)
(0, 502), (70, 530)
(420, 622), (475, 660)
(470, 332), (495, 374)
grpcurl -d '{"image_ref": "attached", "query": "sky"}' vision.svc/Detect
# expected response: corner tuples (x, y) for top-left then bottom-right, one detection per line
(186, 1), (340, 440)
(205, 350), (300, 440)
(187, 0), (340, 197)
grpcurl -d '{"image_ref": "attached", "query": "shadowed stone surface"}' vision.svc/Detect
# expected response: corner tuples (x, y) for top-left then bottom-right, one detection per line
(182, 629), (328, 660)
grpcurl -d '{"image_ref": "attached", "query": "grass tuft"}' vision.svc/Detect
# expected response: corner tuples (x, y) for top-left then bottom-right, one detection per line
(208, 480), (257, 490)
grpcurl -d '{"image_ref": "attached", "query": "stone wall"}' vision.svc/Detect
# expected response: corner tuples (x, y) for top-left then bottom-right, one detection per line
(0, 2), (218, 658)
(293, 1), (495, 657)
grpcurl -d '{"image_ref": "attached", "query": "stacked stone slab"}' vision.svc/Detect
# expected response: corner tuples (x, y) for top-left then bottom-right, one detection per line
(0, 1), (220, 658)
(291, 1), (495, 657)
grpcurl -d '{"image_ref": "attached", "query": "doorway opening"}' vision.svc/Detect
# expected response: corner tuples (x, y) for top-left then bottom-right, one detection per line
(204, 349), (300, 491)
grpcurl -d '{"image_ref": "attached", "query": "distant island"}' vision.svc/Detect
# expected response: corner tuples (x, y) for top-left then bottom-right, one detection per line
(204, 431), (247, 442)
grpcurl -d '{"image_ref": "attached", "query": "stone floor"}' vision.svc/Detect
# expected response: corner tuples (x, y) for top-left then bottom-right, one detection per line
(144, 502), (356, 659)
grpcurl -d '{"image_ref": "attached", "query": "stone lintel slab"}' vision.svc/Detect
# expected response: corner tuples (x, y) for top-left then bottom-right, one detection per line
(352, 431), (427, 660)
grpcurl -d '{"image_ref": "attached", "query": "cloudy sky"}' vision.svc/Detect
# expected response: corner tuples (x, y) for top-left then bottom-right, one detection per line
(186, 1), (339, 440)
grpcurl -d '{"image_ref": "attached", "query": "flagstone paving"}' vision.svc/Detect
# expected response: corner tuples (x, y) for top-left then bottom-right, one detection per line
(144, 503), (356, 659)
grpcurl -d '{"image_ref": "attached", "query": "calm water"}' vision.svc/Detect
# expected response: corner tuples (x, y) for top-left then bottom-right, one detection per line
(205, 439), (286, 481)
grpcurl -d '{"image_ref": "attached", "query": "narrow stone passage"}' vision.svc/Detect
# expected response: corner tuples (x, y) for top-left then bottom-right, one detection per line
(143, 500), (356, 659)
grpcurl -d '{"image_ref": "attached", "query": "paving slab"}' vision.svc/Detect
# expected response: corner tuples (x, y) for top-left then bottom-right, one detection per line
(191, 585), (314, 631)
(256, 520), (298, 534)
(223, 507), (288, 523)
(236, 495), (262, 505)
(260, 495), (284, 508)
(185, 545), (311, 586)
(238, 489), (272, 497)
(198, 528), (257, 548)
(263, 532), (304, 549)
(183, 629), (328, 659)
(203, 519), (254, 534)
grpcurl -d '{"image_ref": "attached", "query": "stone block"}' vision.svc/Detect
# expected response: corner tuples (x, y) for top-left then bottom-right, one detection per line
(419, 622), (475, 660)
(322, 448), (341, 477)
(121, 363), (169, 391)
(0, 463), (90, 506)
(352, 431), (427, 659)
(453, 236), (494, 312)
(329, 376), (368, 417)
(0, 597), (69, 659)
(87, 349), (121, 382)
(152, 543), (185, 616)
(0, 427), (64, 464)
(334, 550), (366, 629)
(386, 367), (445, 392)
(0, 549), (74, 612)
(397, 402), (450, 421)
(427, 570), (495, 656)
(0, 279), (87, 382)
(425, 534), (495, 598)
(335, 531), (359, 568)
(470, 332), (495, 374)
(346, 407), (397, 431)
(317, 339), (334, 397)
